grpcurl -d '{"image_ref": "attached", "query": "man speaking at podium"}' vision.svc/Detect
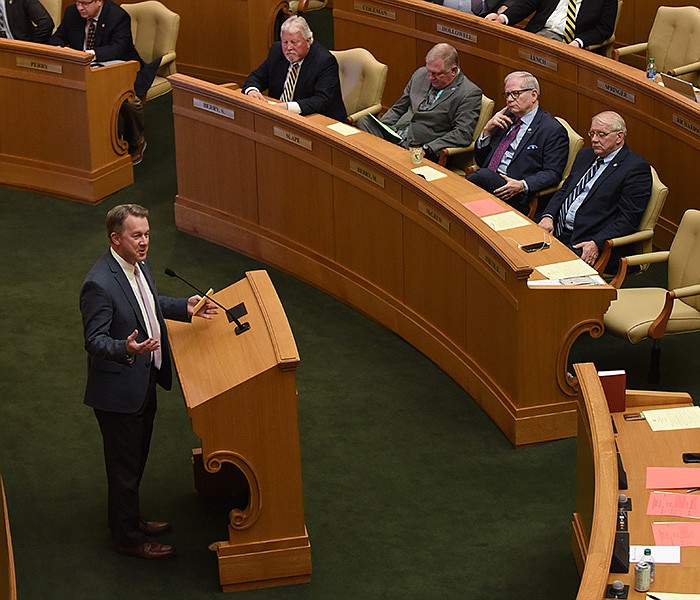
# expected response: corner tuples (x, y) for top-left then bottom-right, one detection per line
(80, 204), (217, 559)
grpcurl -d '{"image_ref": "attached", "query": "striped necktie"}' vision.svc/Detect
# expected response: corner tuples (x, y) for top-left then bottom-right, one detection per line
(86, 18), (96, 51)
(555, 158), (604, 236)
(0, 7), (8, 38)
(280, 62), (300, 103)
(134, 265), (162, 370)
(563, 0), (577, 44)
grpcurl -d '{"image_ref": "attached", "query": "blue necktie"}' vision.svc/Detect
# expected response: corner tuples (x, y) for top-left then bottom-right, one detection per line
(555, 158), (604, 236)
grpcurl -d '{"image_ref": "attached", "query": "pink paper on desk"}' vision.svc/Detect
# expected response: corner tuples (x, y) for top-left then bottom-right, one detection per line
(647, 491), (700, 517)
(462, 198), (506, 217)
(646, 466), (700, 489)
(653, 521), (700, 546)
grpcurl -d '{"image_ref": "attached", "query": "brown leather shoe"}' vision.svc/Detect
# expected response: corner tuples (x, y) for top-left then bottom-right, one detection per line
(138, 518), (172, 536)
(117, 541), (176, 559)
(130, 137), (147, 165)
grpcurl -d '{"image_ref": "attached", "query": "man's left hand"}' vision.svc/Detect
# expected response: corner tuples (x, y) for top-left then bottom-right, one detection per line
(573, 240), (599, 266)
(493, 175), (525, 201)
(187, 296), (219, 319)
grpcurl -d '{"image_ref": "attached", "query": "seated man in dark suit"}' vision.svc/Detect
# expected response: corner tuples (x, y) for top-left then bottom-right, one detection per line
(0, 0), (54, 43)
(539, 111), (652, 272)
(50, 0), (161, 165)
(243, 15), (346, 122)
(356, 43), (482, 162)
(467, 71), (567, 214)
(485, 0), (617, 49)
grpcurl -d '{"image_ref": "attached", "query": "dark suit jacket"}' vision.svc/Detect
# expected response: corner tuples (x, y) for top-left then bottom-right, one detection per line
(5, 0), (53, 43)
(381, 67), (482, 154)
(80, 251), (190, 414)
(244, 40), (347, 122)
(474, 107), (568, 194)
(542, 145), (652, 258)
(503, 0), (617, 47)
(433, 0), (511, 16)
(49, 0), (159, 97)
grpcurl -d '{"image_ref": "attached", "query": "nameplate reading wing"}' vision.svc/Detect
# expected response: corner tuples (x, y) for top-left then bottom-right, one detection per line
(16, 57), (62, 74)
(597, 80), (636, 103)
(349, 160), (385, 187)
(672, 114), (700, 136)
(437, 24), (477, 44)
(274, 127), (313, 150)
(418, 200), (451, 232)
(193, 98), (235, 119)
(353, 1), (396, 19)
(518, 50), (558, 71)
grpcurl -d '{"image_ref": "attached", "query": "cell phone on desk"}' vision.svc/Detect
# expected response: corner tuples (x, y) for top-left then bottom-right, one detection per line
(682, 452), (700, 463)
(520, 241), (550, 253)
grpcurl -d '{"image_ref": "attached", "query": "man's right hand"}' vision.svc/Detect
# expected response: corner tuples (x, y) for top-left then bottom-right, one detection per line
(125, 329), (160, 356)
(485, 13), (506, 23)
(482, 107), (515, 137)
(538, 216), (555, 234)
(246, 89), (265, 101)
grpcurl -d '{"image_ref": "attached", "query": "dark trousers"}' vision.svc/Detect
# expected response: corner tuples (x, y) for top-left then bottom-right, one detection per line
(467, 167), (530, 215)
(94, 368), (158, 547)
(119, 100), (145, 151)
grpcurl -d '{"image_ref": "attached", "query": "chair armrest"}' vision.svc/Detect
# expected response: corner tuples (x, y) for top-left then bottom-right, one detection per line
(593, 230), (654, 274)
(346, 104), (382, 124)
(160, 52), (176, 67)
(612, 42), (647, 60)
(608, 251), (669, 289)
(648, 284), (700, 339)
(669, 61), (700, 78)
(438, 145), (475, 168)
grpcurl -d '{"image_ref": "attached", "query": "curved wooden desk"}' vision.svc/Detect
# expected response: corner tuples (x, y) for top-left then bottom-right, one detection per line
(333, 0), (700, 249)
(170, 73), (616, 446)
(0, 40), (138, 204)
(572, 363), (700, 599)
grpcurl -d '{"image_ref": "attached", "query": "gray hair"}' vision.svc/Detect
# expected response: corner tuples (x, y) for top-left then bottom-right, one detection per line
(281, 15), (313, 41)
(425, 43), (459, 70)
(592, 110), (627, 135)
(505, 71), (540, 94)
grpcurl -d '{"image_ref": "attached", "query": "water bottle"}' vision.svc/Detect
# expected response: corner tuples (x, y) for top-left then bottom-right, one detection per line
(646, 57), (657, 81)
(643, 547), (656, 582)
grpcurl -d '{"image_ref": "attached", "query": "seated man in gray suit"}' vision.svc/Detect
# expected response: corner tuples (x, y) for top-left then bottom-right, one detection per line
(356, 43), (482, 162)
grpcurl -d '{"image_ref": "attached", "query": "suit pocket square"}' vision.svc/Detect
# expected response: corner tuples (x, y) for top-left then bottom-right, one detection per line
(526, 144), (539, 150)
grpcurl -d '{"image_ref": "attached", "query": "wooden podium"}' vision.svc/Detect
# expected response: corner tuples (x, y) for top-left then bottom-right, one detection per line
(166, 270), (311, 592)
(0, 39), (138, 203)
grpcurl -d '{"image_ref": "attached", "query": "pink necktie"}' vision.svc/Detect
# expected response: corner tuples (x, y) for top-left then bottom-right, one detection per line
(134, 265), (162, 369)
(487, 119), (522, 172)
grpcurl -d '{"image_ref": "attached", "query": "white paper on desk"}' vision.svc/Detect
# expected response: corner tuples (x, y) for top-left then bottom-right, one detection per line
(535, 259), (598, 280)
(643, 594), (700, 600)
(527, 274), (607, 287)
(629, 545), (681, 563)
(327, 122), (361, 136)
(411, 165), (447, 181)
(481, 211), (529, 231)
(643, 406), (700, 431)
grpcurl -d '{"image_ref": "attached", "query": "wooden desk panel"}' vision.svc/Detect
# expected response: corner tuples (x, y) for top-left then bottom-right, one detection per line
(0, 40), (137, 203)
(170, 74), (617, 446)
(333, 0), (700, 250)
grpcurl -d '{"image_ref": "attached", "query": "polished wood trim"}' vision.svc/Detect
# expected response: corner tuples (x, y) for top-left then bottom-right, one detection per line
(0, 478), (16, 600)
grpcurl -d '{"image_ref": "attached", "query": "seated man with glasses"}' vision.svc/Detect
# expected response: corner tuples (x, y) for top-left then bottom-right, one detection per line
(467, 71), (567, 214)
(538, 110), (651, 271)
(356, 42), (481, 162)
(50, 0), (161, 165)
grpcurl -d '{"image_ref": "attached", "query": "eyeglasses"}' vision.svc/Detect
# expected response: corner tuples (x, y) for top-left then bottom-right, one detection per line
(75, 0), (97, 5)
(503, 89), (534, 100)
(588, 129), (621, 139)
(427, 68), (456, 78)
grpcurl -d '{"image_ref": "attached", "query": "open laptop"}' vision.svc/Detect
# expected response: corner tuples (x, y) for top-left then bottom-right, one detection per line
(660, 73), (700, 103)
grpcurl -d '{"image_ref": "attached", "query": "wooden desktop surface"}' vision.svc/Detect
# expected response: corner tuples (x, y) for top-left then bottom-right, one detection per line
(332, 0), (700, 250)
(573, 363), (700, 599)
(170, 73), (617, 446)
(0, 40), (137, 203)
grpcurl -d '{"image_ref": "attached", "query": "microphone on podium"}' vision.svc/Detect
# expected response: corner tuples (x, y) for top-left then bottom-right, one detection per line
(164, 268), (251, 335)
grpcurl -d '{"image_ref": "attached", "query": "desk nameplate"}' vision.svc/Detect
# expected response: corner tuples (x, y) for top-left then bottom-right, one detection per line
(596, 79), (636, 103)
(518, 49), (558, 72)
(479, 247), (507, 281)
(437, 23), (477, 44)
(418, 200), (451, 232)
(672, 113), (700, 137)
(274, 126), (313, 151)
(193, 98), (235, 120)
(16, 57), (62, 74)
(349, 160), (385, 187)
(353, 1), (396, 19)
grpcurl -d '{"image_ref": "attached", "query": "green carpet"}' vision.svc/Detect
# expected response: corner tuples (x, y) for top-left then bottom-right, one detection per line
(1, 45), (699, 600)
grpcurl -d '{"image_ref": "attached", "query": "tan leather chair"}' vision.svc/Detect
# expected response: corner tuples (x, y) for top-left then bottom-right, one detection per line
(526, 116), (583, 218)
(330, 48), (388, 124)
(438, 94), (494, 175)
(40, 0), (62, 32)
(613, 6), (700, 86)
(594, 166), (668, 274)
(289, 0), (328, 13)
(604, 209), (700, 382)
(122, 1), (180, 101)
(586, 0), (622, 58)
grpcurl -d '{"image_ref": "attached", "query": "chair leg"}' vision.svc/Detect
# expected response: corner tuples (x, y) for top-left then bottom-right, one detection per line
(649, 339), (661, 384)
